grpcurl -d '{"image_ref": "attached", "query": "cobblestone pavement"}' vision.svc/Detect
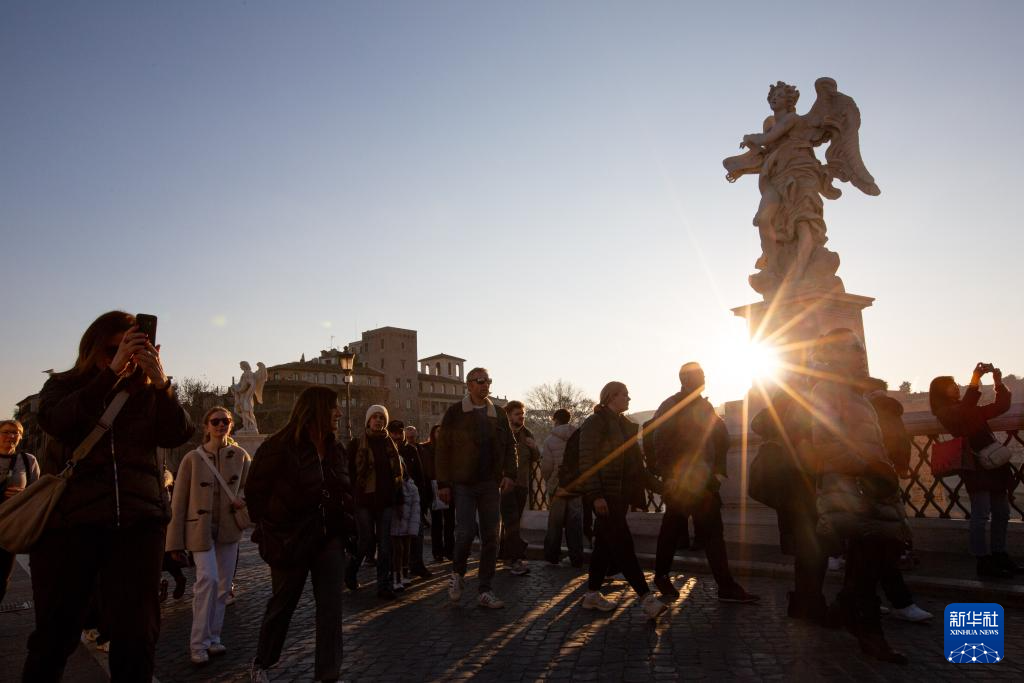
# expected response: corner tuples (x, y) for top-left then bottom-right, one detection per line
(146, 537), (1024, 682)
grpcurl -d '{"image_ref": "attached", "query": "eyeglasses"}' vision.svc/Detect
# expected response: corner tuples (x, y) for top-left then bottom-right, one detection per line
(208, 418), (232, 427)
(470, 378), (493, 385)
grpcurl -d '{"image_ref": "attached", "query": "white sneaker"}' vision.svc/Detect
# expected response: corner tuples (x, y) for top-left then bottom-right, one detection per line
(891, 603), (933, 622)
(879, 605), (891, 615)
(827, 556), (845, 572)
(393, 578), (404, 591)
(448, 572), (464, 602)
(478, 591), (505, 609)
(208, 642), (227, 656)
(510, 559), (530, 576)
(402, 575), (414, 587)
(641, 593), (668, 620)
(581, 591), (616, 612)
(190, 649), (209, 665)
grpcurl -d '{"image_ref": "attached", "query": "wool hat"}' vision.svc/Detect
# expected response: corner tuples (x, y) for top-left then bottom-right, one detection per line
(386, 419), (405, 432)
(365, 404), (389, 427)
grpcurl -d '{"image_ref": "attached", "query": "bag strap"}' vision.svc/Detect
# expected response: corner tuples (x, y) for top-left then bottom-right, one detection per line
(197, 448), (243, 506)
(70, 391), (131, 467)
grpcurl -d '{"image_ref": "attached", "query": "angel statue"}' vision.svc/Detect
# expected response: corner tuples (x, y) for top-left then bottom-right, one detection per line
(231, 361), (267, 433)
(723, 77), (880, 297)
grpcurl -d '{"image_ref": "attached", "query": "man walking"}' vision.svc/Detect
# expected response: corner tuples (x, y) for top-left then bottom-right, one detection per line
(500, 400), (537, 576)
(436, 367), (517, 609)
(541, 409), (584, 567)
(650, 362), (759, 604)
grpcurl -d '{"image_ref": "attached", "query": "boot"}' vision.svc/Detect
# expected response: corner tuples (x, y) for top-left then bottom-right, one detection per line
(856, 630), (909, 665)
(844, 595), (908, 665)
(172, 575), (187, 600)
(977, 555), (1013, 579)
(344, 561), (360, 591)
(992, 552), (1023, 574)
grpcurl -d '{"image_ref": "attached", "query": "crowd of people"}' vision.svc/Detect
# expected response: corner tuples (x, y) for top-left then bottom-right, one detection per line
(0, 311), (1019, 681)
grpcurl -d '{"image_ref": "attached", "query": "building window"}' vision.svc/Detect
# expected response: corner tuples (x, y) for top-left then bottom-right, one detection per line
(401, 359), (406, 369)
(448, 362), (453, 375)
(406, 379), (412, 389)
(274, 372), (280, 380)
(405, 399), (411, 409)
(380, 339), (385, 351)
(380, 358), (385, 370)
(401, 341), (405, 350)
(395, 378), (401, 389)
(435, 362), (441, 375)
(430, 383), (435, 393)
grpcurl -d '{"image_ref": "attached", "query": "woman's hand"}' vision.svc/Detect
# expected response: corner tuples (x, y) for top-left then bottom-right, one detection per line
(136, 343), (169, 388)
(593, 497), (609, 517)
(109, 328), (148, 375)
(170, 550), (187, 564)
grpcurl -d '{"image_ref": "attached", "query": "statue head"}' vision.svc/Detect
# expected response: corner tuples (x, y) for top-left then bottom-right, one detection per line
(240, 361), (251, 372)
(767, 81), (799, 113)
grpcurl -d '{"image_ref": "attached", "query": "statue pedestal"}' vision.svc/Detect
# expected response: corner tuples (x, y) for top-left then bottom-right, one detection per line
(233, 433), (268, 456)
(731, 288), (875, 374)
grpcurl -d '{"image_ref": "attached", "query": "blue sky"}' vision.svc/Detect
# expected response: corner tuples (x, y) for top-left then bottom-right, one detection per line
(2, 1), (1021, 417)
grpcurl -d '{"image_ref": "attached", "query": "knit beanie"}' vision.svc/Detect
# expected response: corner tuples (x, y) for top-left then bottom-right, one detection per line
(365, 404), (389, 427)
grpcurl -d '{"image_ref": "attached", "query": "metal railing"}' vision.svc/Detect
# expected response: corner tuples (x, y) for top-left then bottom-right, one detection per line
(528, 405), (1024, 520)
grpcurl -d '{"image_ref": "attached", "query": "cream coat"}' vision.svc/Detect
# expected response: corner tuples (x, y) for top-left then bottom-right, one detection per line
(166, 443), (251, 552)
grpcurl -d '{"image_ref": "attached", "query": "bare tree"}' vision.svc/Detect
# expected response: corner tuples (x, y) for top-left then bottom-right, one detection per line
(524, 379), (595, 442)
(898, 381), (912, 394)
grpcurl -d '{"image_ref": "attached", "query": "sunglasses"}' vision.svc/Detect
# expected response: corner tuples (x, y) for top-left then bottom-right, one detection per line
(208, 418), (232, 427)
(470, 378), (493, 385)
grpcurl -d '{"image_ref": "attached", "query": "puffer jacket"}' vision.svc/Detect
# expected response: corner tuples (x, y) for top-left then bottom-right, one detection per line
(37, 367), (194, 528)
(436, 396), (517, 486)
(540, 424), (576, 482)
(578, 407), (661, 508)
(811, 376), (910, 548)
(166, 444), (251, 552)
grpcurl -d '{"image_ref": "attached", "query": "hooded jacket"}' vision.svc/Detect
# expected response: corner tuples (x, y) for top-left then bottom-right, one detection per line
(540, 423), (576, 482)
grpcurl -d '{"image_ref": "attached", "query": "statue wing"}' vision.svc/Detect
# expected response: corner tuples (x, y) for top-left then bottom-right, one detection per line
(253, 362), (268, 405)
(808, 78), (880, 197)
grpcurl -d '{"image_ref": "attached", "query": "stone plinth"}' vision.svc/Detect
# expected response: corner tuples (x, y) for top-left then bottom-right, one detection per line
(233, 433), (268, 456)
(732, 289), (875, 376)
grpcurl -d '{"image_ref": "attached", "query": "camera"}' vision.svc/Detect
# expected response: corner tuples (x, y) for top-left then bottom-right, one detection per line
(977, 362), (995, 374)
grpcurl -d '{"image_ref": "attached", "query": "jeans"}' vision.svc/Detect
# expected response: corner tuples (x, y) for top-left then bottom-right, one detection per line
(190, 541), (239, 651)
(588, 497), (649, 596)
(499, 485), (529, 562)
(969, 490), (1009, 556)
(453, 481), (500, 593)
(655, 492), (737, 590)
(544, 493), (584, 565)
(351, 506), (393, 588)
(23, 522), (165, 683)
(431, 507), (455, 559)
(255, 537), (344, 680)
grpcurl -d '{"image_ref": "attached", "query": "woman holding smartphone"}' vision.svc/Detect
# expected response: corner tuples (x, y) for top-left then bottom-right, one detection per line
(24, 310), (193, 681)
(166, 406), (251, 665)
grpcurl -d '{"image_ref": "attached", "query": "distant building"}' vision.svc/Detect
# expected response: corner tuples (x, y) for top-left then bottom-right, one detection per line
(260, 348), (389, 435)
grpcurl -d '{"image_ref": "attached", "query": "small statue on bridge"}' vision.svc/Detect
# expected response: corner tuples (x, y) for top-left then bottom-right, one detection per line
(724, 77), (880, 298)
(231, 361), (267, 434)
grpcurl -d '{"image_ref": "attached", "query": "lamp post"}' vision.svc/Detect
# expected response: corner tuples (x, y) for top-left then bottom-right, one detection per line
(339, 345), (356, 441)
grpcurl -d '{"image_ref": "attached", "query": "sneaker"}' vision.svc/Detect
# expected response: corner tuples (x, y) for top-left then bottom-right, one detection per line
(891, 604), (932, 622)
(641, 592), (668, 620)
(718, 585), (760, 604)
(478, 591), (505, 609)
(190, 649), (210, 665)
(392, 579), (405, 592)
(992, 551), (1023, 574)
(401, 574), (414, 587)
(581, 591), (616, 612)
(208, 642), (228, 656)
(827, 556), (845, 572)
(448, 572), (464, 602)
(654, 574), (680, 599)
(879, 605), (891, 616)
(977, 555), (1014, 579)
(96, 640), (110, 653)
(250, 659), (272, 682)
(510, 559), (530, 576)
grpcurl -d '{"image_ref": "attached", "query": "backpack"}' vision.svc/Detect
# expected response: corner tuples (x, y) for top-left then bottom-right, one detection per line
(556, 429), (582, 493)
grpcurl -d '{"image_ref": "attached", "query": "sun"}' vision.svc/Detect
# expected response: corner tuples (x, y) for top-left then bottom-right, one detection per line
(706, 333), (782, 400)
(744, 340), (781, 384)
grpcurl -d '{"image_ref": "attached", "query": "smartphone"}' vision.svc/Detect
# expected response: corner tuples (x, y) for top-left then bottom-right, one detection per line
(135, 313), (158, 345)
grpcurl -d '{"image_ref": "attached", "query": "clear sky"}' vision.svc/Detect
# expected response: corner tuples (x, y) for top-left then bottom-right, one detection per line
(2, 1), (1021, 417)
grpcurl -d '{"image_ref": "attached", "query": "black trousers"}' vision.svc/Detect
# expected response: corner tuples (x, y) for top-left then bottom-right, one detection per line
(778, 488), (827, 604)
(655, 491), (737, 589)
(840, 537), (902, 631)
(431, 507), (455, 559)
(256, 537), (344, 680)
(23, 522), (165, 683)
(587, 497), (649, 596)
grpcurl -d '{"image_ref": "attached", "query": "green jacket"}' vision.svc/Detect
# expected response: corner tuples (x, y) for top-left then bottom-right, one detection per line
(436, 396), (518, 486)
(578, 407), (661, 507)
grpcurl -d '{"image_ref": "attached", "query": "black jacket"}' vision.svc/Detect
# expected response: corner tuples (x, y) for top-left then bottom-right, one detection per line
(436, 397), (518, 487)
(651, 391), (730, 484)
(246, 437), (351, 542)
(37, 367), (193, 528)
(935, 384), (1013, 493)
(578, 407), (660, 508)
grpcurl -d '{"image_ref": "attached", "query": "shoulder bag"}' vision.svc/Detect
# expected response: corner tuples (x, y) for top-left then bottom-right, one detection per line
(931, 436), (973, 478)
(196, 449), (254, 530)
(0, 391), (129, 554)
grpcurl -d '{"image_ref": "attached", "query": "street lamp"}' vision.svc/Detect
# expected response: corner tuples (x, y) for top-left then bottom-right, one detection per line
(339, 345), (356, 441)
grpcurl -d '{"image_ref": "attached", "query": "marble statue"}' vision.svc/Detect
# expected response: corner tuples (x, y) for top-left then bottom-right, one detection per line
(724, 77), (879, 297)
(231, 361), (268, 434)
